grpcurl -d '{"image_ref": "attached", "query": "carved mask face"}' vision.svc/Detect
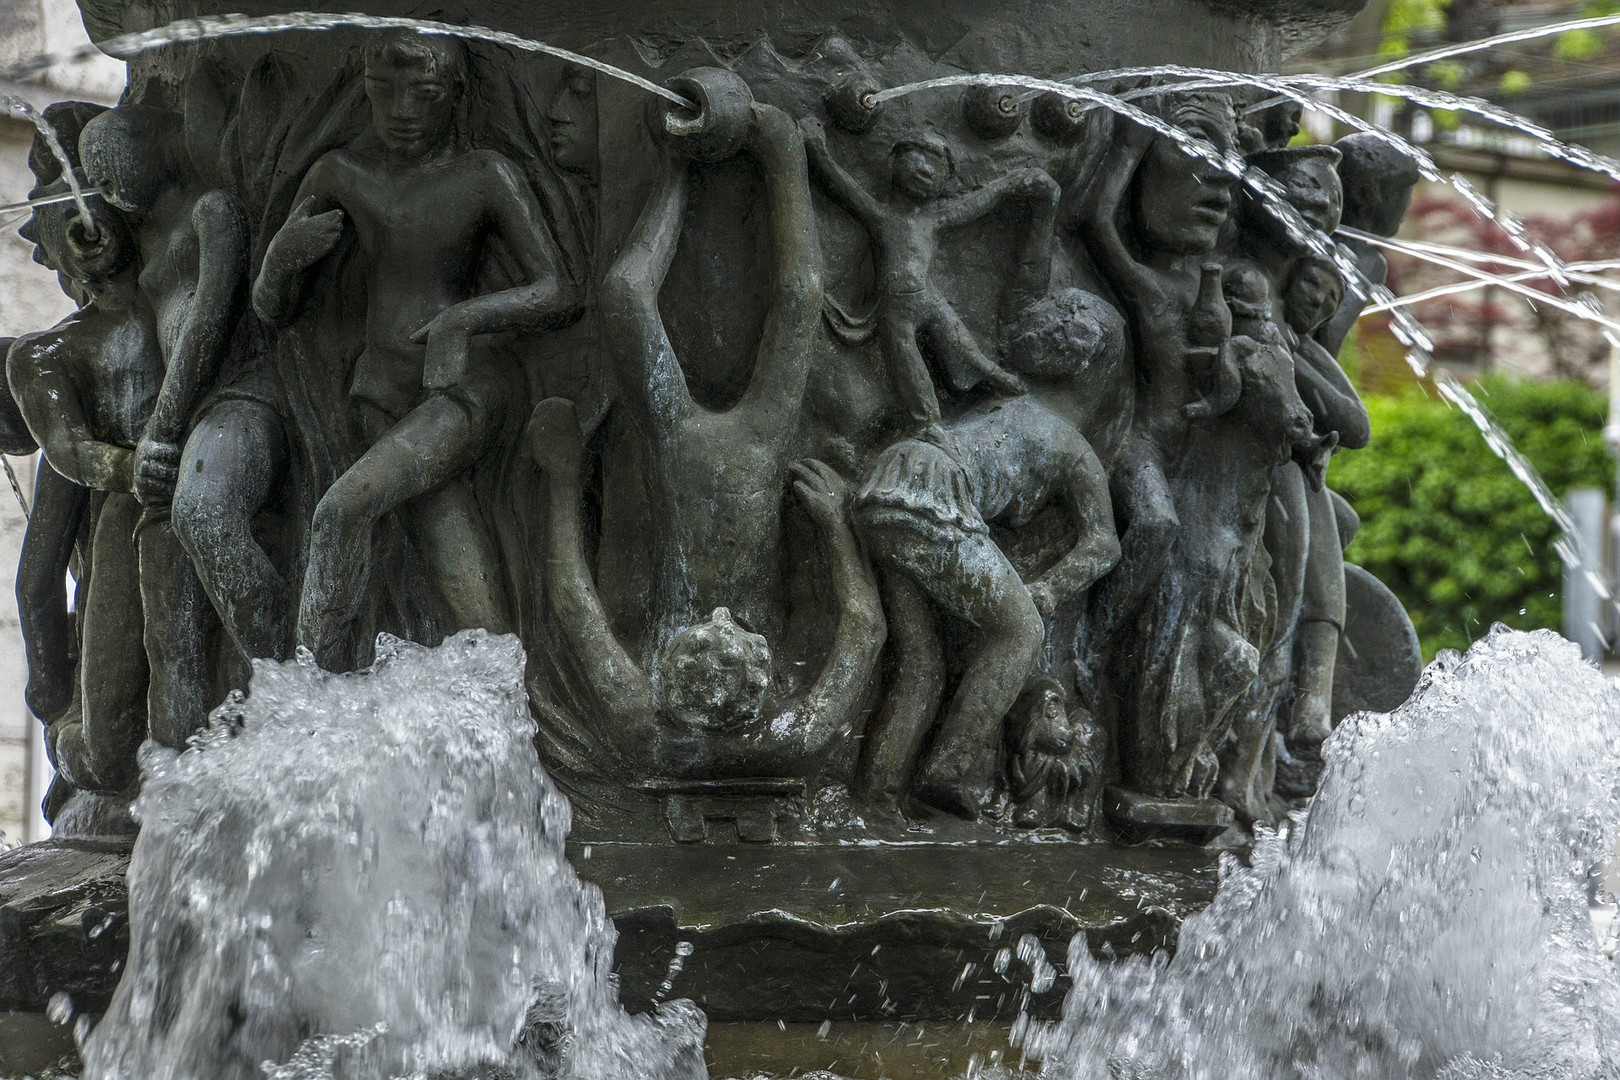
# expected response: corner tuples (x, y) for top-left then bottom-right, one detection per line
(891, 141), (950, 202)
(657, 607), (773, 733)
(1134, 97), (1239, 256)
(26, 198), (133, 288)
(365, 51), (460, 157)
(546, 69), (598, 176)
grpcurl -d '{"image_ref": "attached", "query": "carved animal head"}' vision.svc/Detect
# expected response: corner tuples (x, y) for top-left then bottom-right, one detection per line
(361, 31), (468, 156)
(657, 607), (773, 733)
(890, 132), (953, 202)
(1001, 287), (1126, 379)
(1229, 335), (1319, 466)
(1010, 679), (1073, 758)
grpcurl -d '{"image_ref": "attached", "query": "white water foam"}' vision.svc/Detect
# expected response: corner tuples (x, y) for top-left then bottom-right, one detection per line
(1024, 627), (1620, 1080)
(78, 630), (705, 1080)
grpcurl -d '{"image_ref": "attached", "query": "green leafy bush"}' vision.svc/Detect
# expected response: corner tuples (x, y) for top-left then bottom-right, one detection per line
(1329, 376), (1614, 659)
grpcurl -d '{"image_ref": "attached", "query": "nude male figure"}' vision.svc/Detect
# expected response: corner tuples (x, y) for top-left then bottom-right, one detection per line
(254, 31), (578, 664)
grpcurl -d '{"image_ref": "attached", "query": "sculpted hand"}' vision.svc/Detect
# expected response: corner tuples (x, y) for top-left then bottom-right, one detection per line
(415, 309), (473, 390)
(799, 115), (829, 153)
(132, 436), (180, 507)
(1027, 579), (1059, 618)
(265, 195), (344, 274)
(790, 458), (852, 532)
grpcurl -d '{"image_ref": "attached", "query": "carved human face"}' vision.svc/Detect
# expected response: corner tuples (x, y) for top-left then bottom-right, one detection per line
(1283, 258), (1344, 335)
(891, 142), (950, 202)
(1276, 155), (1343, 234)
(657, 607), (773, 732)
(365, 52), (460, 157)
(546, 69), (598, 177)
(1134, 97), (1239, 256)
(79, 109), (165, 216)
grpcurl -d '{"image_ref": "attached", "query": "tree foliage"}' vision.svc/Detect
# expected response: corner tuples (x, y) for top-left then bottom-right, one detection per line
(1329, 376), (1614, 658)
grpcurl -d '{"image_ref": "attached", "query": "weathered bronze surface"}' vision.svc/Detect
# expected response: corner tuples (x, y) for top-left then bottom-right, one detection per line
(0, 0), (1419, 1056)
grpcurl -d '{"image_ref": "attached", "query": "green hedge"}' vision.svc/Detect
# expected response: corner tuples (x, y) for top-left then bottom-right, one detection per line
(1329, 376), (1615, 659)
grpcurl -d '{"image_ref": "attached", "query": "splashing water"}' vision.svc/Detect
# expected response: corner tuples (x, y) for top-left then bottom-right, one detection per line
(1, 94), (99, 229)
(79, 630), (707, 1080)
(1022, 628), (1620, 1080)
(0, 11), (690, 109)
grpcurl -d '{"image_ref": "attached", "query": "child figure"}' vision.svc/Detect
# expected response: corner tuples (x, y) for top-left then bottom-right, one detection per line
(1005, 678), (1106, 832)
(254, 31), (579, 664)
(800, 118), (1052, 428)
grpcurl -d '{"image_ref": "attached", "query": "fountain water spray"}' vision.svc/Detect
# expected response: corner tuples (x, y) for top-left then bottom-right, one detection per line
(1025, 628), (1620, 1080)
(77, 631), (707, 1080)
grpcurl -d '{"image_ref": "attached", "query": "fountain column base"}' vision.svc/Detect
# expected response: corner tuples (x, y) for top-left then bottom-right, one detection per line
(572, 840), (1219, 1022)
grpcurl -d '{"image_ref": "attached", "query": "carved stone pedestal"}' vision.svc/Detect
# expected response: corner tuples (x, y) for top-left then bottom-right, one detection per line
(575, 841), (1218, 1022)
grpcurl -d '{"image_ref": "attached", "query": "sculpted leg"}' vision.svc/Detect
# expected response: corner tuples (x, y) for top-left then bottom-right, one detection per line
(61, 493), (147, 790)
(413, 479), (511, 637)
(1291, 480), (1347, 747)
(857, 571), (944, 811)
(897, 530), (1045, 819)
(18, 465), (89, 722)
(878, 306), (940, 430)
(1081, 440), (1177, 673)
(298, 396), (486, 661)
(921, 295), (1023, 397)
(138, 514), (216, 750)
(172, 400), (291, 662)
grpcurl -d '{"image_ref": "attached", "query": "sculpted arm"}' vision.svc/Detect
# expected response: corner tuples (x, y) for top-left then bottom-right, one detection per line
(801, 117), (885, 229)
(738, 104), (824, 433)
(939, 167), (1059, 230)
(252, 161), (346, 328)
(418, 156), (585, 389)
(599, 159), (694, 432)
(527, 398), (656, 732)
(7, 334), (135, 492)
(146, 191), (248, 446)
(784, 460), (886, 753)
(1026, 431), (1122, 617)
(997, 169), (1063, 319)
(1066, 124), (1156, 307)
(1294, 335), (1370, 450)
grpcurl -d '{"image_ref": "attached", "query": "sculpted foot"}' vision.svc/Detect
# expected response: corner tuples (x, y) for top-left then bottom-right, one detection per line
(913, 763), (983, 821)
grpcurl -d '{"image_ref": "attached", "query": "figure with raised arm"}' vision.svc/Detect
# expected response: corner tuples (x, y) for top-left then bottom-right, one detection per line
(526, 396), (884, 771)
(253, 31), (579, 665)
(595, 69), (824, 640)
(8, 178), (161, 790)
(1063, 91), (1243, 675)
(800, 117), (1049, 428)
